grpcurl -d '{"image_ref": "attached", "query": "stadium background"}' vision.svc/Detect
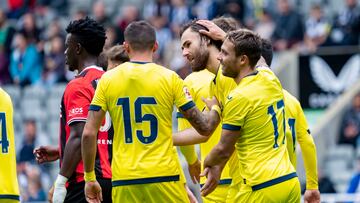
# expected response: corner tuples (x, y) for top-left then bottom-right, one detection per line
(0, 0), (359, 202)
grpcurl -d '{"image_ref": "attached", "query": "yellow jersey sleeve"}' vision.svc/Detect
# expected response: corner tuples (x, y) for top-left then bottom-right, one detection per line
(90, 75), (108, 112)
(295, 103), (318, 190)
(177, 78), (198, 165)
(222, 93), (251, 130)
(173, 74), (195, 111)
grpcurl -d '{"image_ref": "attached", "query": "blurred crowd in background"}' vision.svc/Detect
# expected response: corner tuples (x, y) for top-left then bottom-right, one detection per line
(0, 0), (359, 201)
(0, 0), (359, 87)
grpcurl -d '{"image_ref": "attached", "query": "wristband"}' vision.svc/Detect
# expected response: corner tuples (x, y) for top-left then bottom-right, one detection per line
(84, 171), (96, 182)
(55, 174), (68, 186)
(211, 105), (221, 116)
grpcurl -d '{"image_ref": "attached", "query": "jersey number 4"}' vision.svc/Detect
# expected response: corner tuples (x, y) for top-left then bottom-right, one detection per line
(117, 97), (158, 144)
(0, 112), (9, 153)
(267, 100), (286, 148)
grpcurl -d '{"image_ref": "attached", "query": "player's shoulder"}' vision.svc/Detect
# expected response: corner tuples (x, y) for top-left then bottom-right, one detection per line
(185, 69), (214, 84)
(283, 89), (301, 106)
(0, 88), (11, 103)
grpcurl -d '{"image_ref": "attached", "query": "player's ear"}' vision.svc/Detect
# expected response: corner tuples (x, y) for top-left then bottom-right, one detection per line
(123, 41), (130, 54)
(76, 43), (81, 55)
(152, 41), (159, 53)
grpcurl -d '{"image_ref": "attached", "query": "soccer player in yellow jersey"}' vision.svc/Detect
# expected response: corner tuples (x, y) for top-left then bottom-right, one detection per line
(260, 39), (320, 203)
(0, 88), (20, 203)
(193, 20), (320, 203)
(201, 30), (300, 202)
(176, 18), (238, 203)
(81, 21), (220, 203)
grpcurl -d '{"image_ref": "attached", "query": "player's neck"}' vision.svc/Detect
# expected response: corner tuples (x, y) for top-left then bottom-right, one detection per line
(234, 66), (256, 84)
(206, 49), (220, 74)
(78, 57), (98, 73)
(129, 52), (153, 63)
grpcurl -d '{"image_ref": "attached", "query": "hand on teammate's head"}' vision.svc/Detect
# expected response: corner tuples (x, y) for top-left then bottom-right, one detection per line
(196, 20), (226, 42)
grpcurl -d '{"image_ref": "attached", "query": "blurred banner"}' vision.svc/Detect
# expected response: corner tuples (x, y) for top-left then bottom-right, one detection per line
(299, 53), (360, 109)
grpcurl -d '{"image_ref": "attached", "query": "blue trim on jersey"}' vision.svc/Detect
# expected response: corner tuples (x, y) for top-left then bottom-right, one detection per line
(251, 172), (297, 191)
(179, 101), (195, 111)
(130, 61), (152, 64)
(222, 124), (241, 131)
(244, 70), (258, 78)
(176, 112), (184, 118)
(0, 194), (20, 200)
(89, 105), (102, 111)
(200, 178), (232, 187)
(112, 175), (180, 186)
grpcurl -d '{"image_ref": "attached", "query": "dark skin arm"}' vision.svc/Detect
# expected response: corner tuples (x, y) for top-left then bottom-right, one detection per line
(59, 122), (85, 178)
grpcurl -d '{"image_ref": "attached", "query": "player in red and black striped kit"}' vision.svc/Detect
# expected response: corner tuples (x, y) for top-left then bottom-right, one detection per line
(33, 17), (112, 203)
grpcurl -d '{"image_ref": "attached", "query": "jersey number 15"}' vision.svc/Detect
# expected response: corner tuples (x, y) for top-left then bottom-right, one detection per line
(117, 97), (158, 144)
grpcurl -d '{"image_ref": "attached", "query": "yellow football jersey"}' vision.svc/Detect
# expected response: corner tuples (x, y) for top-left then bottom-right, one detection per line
(283, 89), (318, 190)
(222, 70), (296, 188)
(177, 69), (233, 185)
(0, 88), (20, 202)
(91, 61), (195, 186)
(209, 67), (241, 186)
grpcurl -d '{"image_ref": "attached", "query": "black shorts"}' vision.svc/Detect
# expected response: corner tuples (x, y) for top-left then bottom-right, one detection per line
(64, 178), (112, 203)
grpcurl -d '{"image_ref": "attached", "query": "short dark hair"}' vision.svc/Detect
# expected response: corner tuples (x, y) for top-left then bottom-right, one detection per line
(124, 21), (156, 51)
(180, 19), (223, 50)
(226, 30), (262, 68)
(107, 45), (129, 64)
(212, 16), (239, 33)
(261, 38), (273, 66)
(66, 16), (106, 56)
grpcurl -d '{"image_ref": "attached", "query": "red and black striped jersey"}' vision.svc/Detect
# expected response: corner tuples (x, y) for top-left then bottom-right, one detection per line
(59, 65), (112, 185)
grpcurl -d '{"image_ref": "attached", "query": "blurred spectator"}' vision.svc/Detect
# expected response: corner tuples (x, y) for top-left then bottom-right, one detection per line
(37, 0), (68, 16)
(42, 18), (65, 41)
(18, 163), (47, 202)
(18, 119), (38, 163)
(7, 0), (36, 19)
(150, 15), (172, 61)
(0, 9), (15, 84)
(19, 12), (41, 44)
(318, 170), (337, 193)
(40, 35), (66, 87)
(104, 26), (117, 50)
(10, 31), (43, 86)
(329, 0), (360, 46)
(72, 9), (88, 21)
(0, 9), (16, 53)
(116, 5), (139, 43)
(272, 0), (304, 51)
(169, 0), (193, 35)
(220, 0), (246, 22)
(143, 0), (171, 21)
(193, 0), (219, 20)
(338, 93), (360, 148)
(254, 9), (275, 40)
(92, 0), (111, 27)
(303, 4), (331, 52)
(347, 156), (360, 194)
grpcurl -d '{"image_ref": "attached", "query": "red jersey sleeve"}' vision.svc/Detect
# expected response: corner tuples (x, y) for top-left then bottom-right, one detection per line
(64, 82), (93, 125)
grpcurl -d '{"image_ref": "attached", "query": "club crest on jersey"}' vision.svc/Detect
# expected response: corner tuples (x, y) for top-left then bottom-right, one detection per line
(183, 87), (192, 100)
